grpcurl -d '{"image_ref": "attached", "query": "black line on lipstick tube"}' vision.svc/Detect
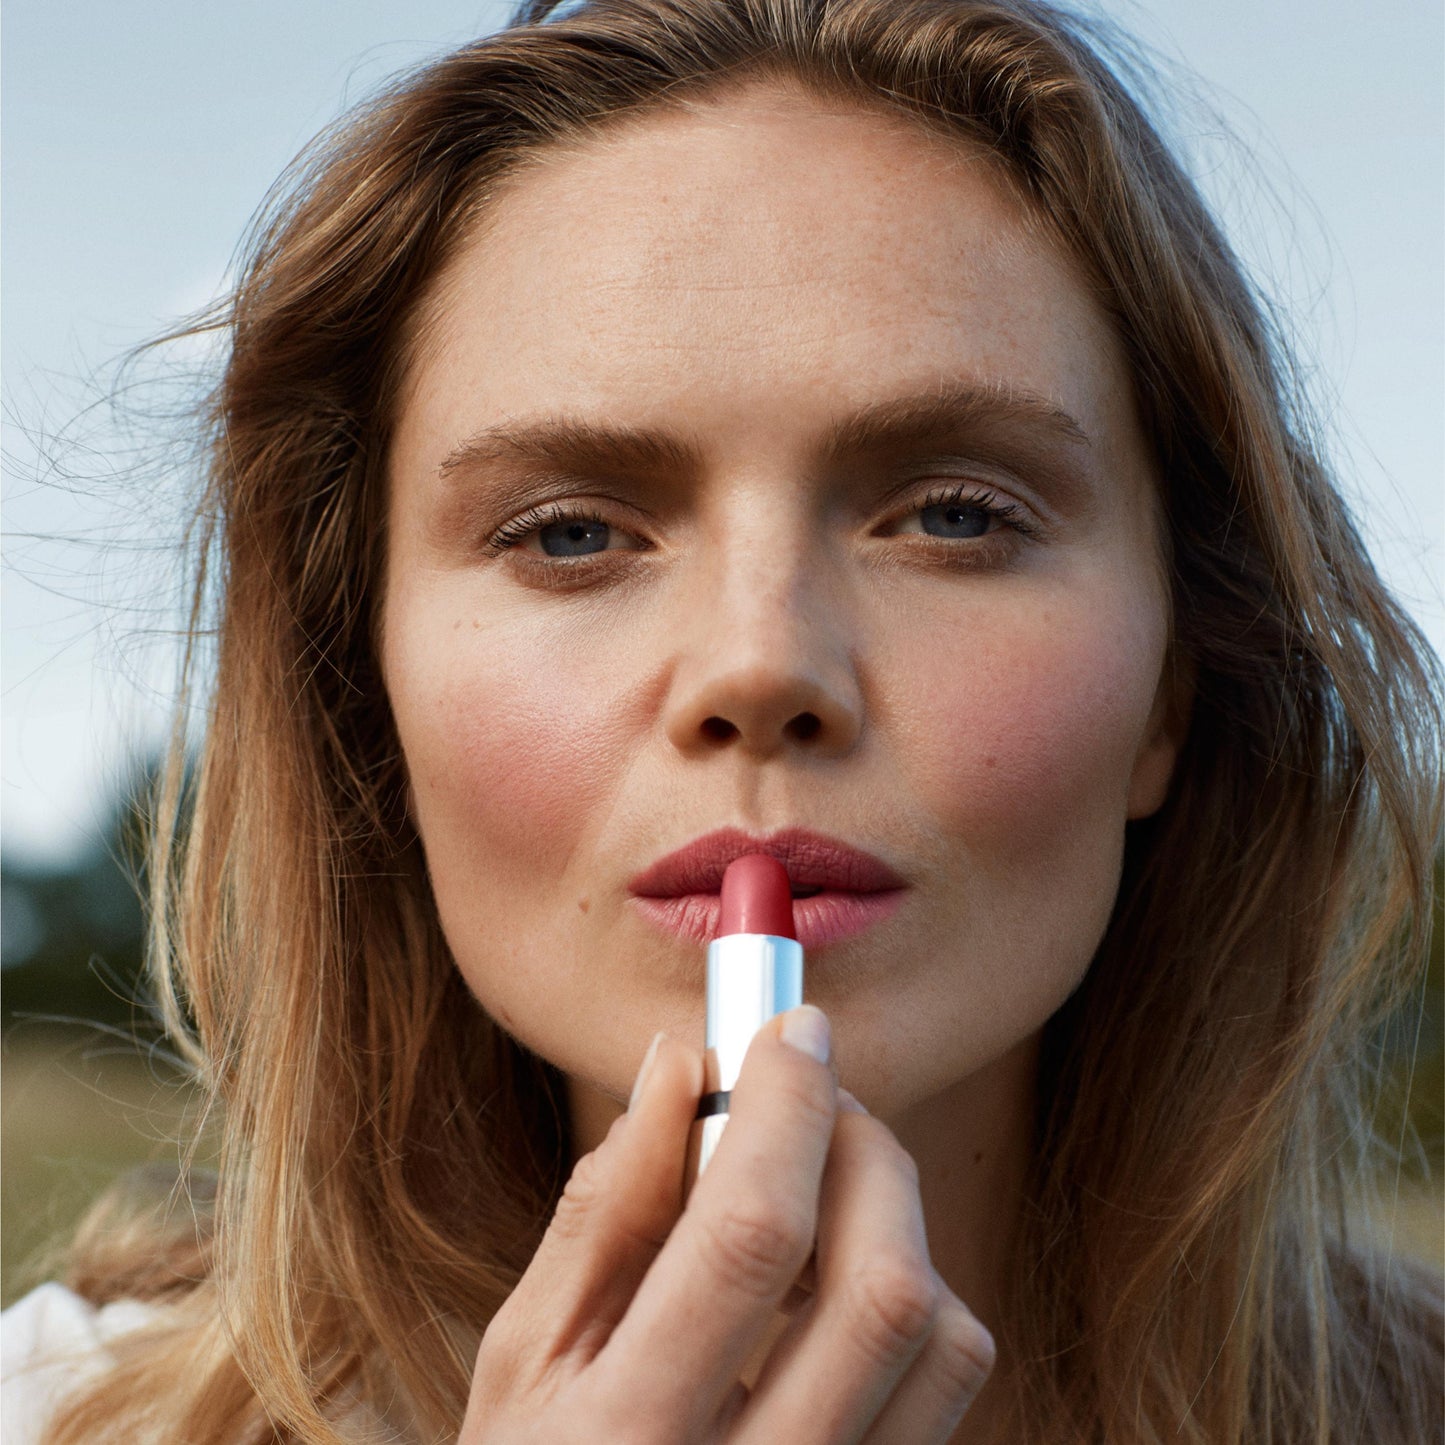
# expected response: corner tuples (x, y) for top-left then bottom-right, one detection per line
(694, 1090), (731, 1120)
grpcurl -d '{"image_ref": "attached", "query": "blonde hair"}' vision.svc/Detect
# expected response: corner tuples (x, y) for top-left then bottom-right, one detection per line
(46, 1), (1442, 1440)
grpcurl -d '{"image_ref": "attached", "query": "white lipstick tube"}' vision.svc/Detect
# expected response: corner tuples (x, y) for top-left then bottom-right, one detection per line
(685, 931), (804, 1189)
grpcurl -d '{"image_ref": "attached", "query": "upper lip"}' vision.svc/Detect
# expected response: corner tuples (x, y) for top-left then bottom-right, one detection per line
(628, 827), (908, 897)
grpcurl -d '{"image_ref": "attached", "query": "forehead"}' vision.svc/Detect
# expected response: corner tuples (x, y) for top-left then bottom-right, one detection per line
(393, 80), (1143, 483)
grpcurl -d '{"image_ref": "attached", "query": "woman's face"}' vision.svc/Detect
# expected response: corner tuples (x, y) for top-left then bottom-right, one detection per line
(382, 84), (1180, 1125)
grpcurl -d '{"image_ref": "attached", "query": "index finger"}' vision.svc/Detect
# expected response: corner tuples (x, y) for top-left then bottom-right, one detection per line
(594, 1006), (837, 1433)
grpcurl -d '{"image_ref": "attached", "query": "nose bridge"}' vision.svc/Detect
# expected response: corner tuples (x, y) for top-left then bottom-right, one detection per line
(663, 492), (863, 759)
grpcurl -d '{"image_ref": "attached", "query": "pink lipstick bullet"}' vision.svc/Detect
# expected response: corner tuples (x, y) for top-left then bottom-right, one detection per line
(686, 854), (804, 1187)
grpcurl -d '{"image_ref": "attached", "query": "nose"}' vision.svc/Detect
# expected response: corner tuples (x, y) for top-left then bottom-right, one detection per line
(661, 546), (864, 761)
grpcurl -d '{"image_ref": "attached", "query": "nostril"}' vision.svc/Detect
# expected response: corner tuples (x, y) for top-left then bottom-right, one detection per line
(786, 712), (822, 742)
(701, 716), (738, 744)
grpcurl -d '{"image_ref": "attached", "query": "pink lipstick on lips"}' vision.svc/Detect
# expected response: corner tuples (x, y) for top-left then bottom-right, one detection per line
(687, 854), (804, 1186)
(629, 826), (907, 950)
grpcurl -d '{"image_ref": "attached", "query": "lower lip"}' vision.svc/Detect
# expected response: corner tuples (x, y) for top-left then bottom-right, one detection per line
(631, 888), (906, 948)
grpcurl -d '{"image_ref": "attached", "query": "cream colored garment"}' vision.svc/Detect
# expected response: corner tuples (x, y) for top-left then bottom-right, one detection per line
(1, 1283), (160, 1441)
(2, 1281), (421, 1441)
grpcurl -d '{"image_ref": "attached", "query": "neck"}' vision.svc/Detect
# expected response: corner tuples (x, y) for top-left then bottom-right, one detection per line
(885, 1034), (1037, 1443)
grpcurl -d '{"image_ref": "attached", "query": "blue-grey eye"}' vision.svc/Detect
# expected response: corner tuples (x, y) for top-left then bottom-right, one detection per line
(539, 518), (611, 556)
(919, 501), (991, 538)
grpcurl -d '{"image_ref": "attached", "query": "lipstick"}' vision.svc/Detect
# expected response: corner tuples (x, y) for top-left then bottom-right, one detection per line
(686, 854), (804, 1187)
(628, 828), (907, 950)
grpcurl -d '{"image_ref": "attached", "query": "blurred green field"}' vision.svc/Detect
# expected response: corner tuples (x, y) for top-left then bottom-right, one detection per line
(2, 1030), (213, 1306)
(4, 1030), (1441, 1311)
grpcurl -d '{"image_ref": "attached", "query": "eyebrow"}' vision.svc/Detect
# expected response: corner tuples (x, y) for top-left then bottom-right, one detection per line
(436, 379), (1091, 484)
(822, 381), (1090, 460)
(439, 417), (697, 482)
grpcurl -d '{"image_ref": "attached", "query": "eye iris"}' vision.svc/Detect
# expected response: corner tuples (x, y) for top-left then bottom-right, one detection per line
(539, 518), (610, 556)
(921, 502), (989, 538)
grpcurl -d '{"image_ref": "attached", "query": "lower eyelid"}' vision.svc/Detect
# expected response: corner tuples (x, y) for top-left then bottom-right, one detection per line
(498, 516), (654, 570)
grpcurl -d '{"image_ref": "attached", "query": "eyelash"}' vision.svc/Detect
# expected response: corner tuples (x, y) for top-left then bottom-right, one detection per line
(911, 484), (1040, 539)
(487, 503), (617, 555)
(484, 484), (1038, 558)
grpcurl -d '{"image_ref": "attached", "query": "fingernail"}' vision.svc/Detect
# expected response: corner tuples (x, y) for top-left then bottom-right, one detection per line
(629, 1032), (665, 1112)
(837, 1087), (868, 1114)
(779, 1005), (830, 1064)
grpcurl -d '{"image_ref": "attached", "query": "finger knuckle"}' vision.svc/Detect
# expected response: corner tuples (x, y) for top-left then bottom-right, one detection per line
(889, 1138), (922, 1191)
(548, 1148), (609, 1244)
(847, 1257), (941, 1368)
(471, 1308), (528, 1399)
(929, 1300), (996, 1402)
(865, 1125), (921, 1188)
(769, 1064), (836, 1133)
(699, 1195), (811, 1297)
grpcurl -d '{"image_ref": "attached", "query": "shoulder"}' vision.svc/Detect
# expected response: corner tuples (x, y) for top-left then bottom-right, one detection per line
(1, 1283), (161, 1443)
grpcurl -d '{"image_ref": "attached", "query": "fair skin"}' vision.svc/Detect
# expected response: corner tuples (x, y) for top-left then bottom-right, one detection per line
(382, 81), (1180, 1442)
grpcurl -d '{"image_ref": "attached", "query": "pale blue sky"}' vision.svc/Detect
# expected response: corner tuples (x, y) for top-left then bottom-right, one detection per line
(4, 0), (1441, 863)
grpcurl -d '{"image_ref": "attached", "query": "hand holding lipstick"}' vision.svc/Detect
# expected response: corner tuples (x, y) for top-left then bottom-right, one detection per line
(459, 1009), (996, 1442)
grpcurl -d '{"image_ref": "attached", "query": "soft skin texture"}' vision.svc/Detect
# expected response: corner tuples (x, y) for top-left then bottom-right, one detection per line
(382, 83), (1181, 1354)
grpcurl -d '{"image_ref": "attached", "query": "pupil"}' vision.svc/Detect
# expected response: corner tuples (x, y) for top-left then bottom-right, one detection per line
(921, 502), (989, 539)
(540, 519), (610, 557)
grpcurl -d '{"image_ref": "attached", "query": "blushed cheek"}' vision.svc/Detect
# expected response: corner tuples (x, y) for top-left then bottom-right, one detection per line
(897, 609), (1162, 867)
(388, 613), (639, 890)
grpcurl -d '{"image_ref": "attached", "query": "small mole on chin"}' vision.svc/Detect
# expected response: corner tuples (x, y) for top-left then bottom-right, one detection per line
(578, 897), (591, 914)
(973, 1150), (985, 1165)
